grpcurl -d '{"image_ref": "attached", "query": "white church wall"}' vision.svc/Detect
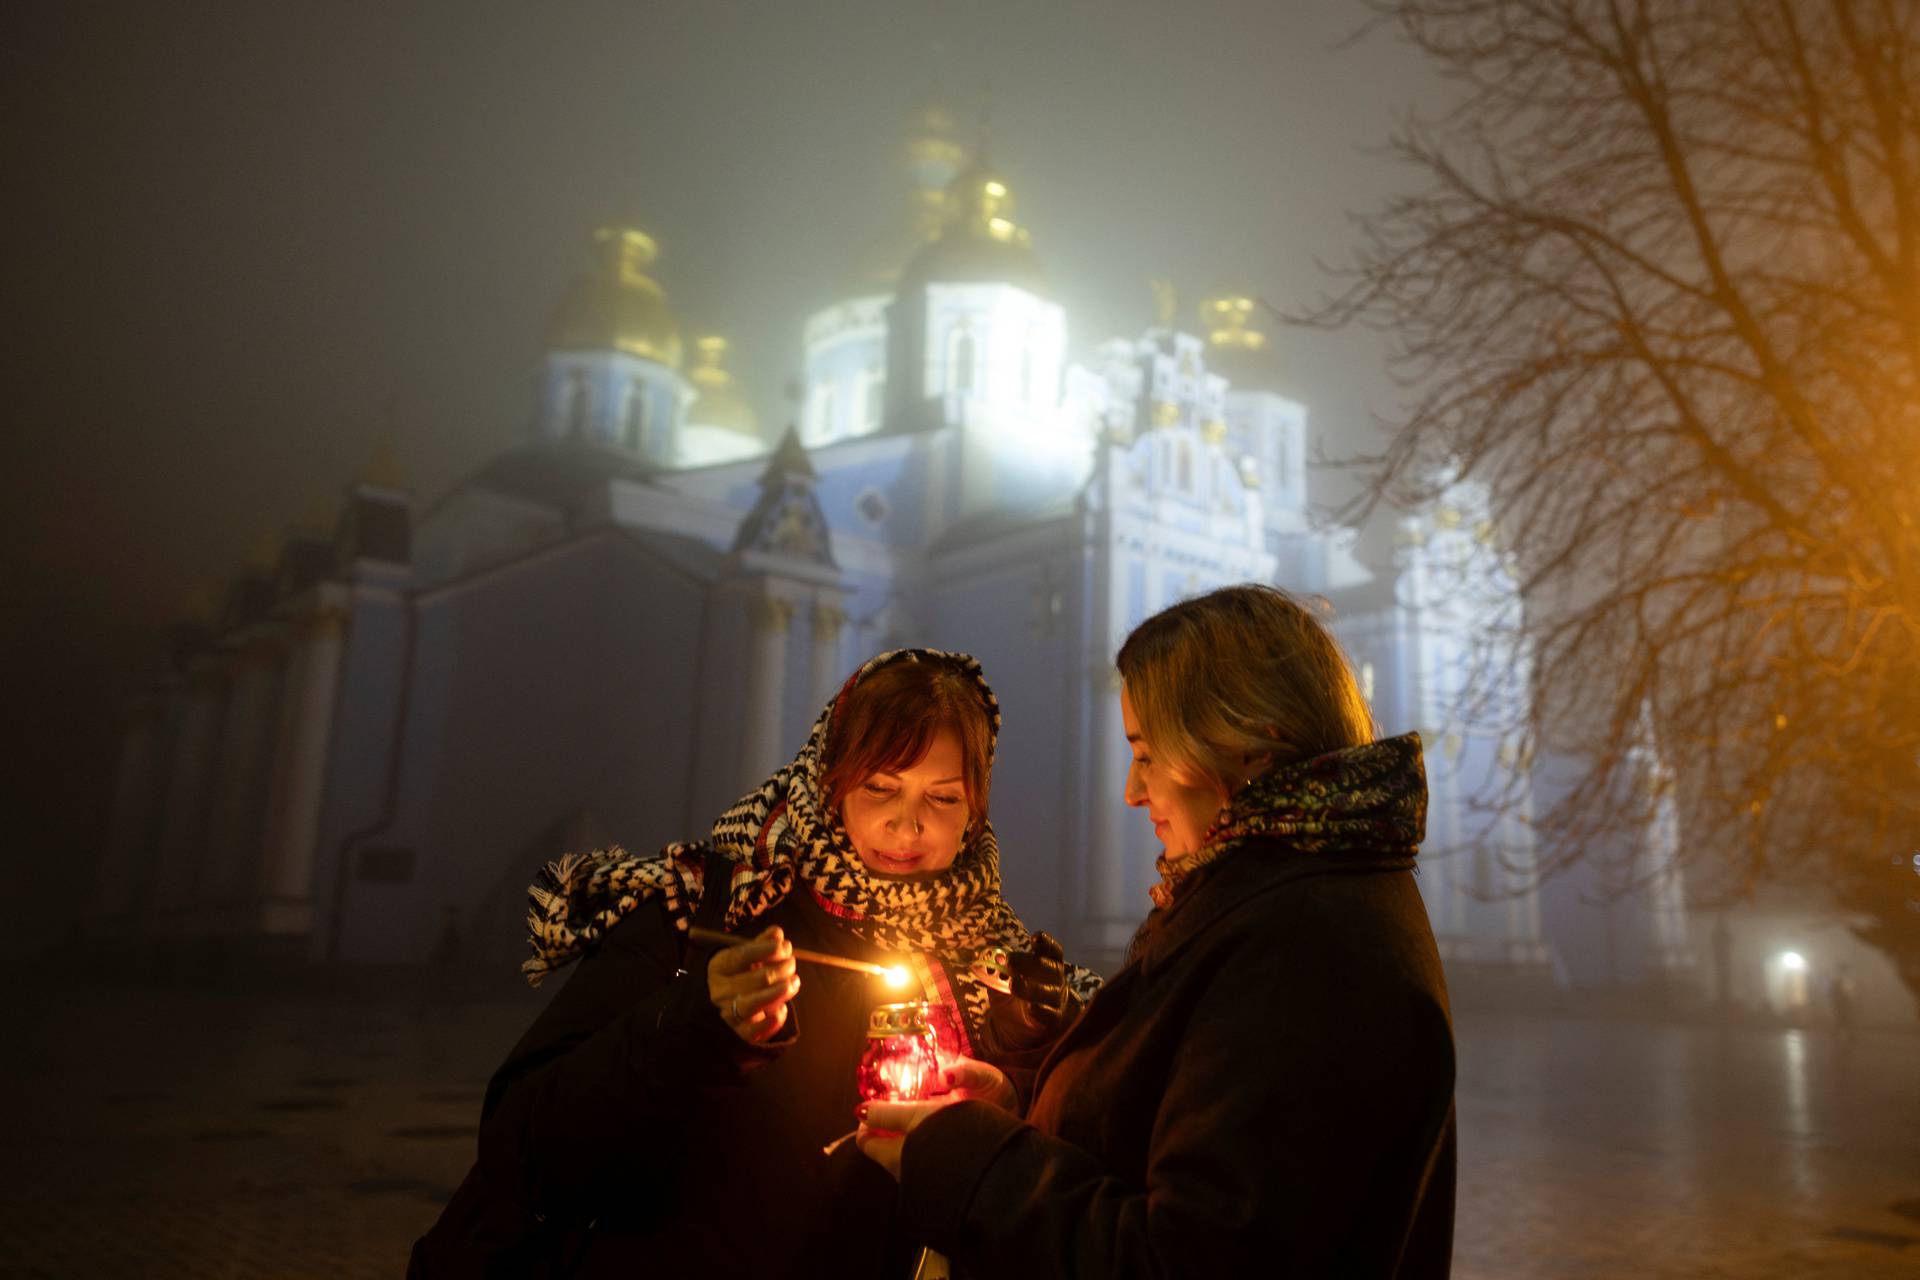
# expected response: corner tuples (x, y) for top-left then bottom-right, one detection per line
(801, 435), (928, 549)
(802, 294), (890, 446)
(921, 283), (1065, 416)
(604, 476), (744, 553)
(956, 399), (1091, 519)
(682, 585), (758, 827)
(541, 350), (686, 465)
(329, 532), (714, 965)
(919, 525), (1087, 943)
(306, 585), (411, 960)
(414, 488), (569, 590)
(94, 697), (168, 924)
(1224, 388), (1308, 527)
(145, 667), (224, 931)
(197, 637), (287, 924)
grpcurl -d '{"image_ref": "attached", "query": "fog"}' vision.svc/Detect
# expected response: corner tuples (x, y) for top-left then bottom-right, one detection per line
(5, 0), (1431, 953)
(8, 3), (1915, 1275)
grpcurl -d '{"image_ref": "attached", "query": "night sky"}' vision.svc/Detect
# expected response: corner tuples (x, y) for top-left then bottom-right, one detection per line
(3, 0), (1437, 956)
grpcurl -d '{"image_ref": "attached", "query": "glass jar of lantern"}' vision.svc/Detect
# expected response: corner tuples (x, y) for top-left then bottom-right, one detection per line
(856, 1002), (943, 1103)
(923, 1001), (966, 1071)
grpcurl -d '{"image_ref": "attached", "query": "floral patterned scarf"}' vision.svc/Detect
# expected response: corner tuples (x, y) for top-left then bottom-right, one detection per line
(1149, 732), (1429, 911)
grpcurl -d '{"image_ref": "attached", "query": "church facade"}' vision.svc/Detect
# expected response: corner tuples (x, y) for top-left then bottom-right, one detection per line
(91, 104), (1694, 985)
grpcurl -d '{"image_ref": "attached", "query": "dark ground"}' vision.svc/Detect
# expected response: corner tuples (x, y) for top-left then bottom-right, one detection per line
(2, 977), (1915, 1278)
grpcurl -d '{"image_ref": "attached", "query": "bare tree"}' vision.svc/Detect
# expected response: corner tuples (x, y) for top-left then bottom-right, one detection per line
(1311, 0), (1920, 1009)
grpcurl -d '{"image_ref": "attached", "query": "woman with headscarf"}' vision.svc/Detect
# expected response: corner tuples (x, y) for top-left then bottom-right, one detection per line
(411, 648), (1098, 1278)
(859, 586), (1457, 1278)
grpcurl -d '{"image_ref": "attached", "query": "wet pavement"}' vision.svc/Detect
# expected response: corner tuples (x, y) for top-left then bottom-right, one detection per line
(1, 978), (1915, 1277)
(1449, 1010), (1920, 1277)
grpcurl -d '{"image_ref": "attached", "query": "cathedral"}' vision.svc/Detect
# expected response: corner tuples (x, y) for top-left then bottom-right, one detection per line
(90, 101), (1695, 986)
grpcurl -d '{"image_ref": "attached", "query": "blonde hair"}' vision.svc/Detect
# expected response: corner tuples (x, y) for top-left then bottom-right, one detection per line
(1116, 584), (1376, 795)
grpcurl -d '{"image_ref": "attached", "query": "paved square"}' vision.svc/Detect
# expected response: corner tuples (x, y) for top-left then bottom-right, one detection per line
(2, 981), (1914, 1277)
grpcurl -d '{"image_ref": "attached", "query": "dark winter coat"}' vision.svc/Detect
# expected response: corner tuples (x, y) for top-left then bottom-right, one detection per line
(411, 881), (1053, 1278)
(898, 838), (1457, 1278)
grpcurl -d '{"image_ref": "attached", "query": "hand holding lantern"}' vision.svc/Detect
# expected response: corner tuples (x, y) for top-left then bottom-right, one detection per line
(855, 1050), (1015, 1181)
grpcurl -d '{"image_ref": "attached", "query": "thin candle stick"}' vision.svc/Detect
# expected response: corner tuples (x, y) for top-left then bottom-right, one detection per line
(687, 926), (907, 983)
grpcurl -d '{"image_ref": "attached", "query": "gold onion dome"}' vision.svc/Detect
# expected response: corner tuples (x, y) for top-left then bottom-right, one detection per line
(1198, 294), (1283, 392)
(904, 95), (960, 144)
(685, 335), (760, 438)
(848, 96), (968, 293)
(549, 225), (683, 367)
(897, 155), (1047, 296)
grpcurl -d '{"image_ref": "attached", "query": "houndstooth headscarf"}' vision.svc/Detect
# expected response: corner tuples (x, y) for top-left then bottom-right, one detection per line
(522, 648), (1100, 1054)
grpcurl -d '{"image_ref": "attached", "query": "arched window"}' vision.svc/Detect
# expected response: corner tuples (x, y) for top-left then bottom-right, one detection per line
(1177, 439), (1194, 491)
(564, 368), (592, 437)
(622, 382), (648, 450)
(864, 373), (885, 431)
(950, 327), (975, 396)
(1019, 346), (1034, 403)
(811, 383), (837, 442)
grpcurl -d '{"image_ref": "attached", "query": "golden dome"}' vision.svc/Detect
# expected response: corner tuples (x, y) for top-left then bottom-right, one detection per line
(847, 96), (969, 293)
(898, 156), (1047, 295)
(1197, 294), (1282, 391)
(684, 335), (760, 438)
(851, 219), (943, 295)
(549, 225), (683, 367)
(904, 95), (961, 145)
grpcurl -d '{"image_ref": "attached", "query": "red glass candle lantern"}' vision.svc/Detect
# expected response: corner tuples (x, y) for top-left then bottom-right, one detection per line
(924, 1001), (965, 1071)
(856, 1002), (942, 1103)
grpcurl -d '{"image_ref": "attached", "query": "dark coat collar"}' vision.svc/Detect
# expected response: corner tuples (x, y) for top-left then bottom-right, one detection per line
(1132, 839), (1417, 978)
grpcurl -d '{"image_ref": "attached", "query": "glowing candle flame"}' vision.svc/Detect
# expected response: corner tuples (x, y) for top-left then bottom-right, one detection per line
(882, 965), (911, 989)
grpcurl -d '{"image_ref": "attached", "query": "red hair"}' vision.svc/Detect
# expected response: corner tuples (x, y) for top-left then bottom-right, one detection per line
(821, 657), (993, 835)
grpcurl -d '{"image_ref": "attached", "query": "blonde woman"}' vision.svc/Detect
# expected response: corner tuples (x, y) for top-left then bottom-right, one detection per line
(860, 585), (1456, 1278)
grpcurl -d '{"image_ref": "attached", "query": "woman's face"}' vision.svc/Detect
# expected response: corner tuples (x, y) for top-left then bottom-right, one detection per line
(840, 727), (972, 878)
(1121, 686), (1226, 862)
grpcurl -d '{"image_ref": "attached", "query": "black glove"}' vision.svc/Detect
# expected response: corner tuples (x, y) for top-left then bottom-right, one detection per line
(974, 933), (1079, 1057)
(1007, 931), (1071, 1026)
(972, 933), (1075, 1028)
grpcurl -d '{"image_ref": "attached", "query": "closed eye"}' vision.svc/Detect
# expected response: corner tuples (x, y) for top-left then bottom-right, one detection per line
(930, 793), (963, 807)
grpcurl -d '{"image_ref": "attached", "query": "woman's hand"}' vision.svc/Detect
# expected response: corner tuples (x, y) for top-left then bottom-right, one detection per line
(706, 925), (798, 1045)
(855, 1056), (1014, 1180)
